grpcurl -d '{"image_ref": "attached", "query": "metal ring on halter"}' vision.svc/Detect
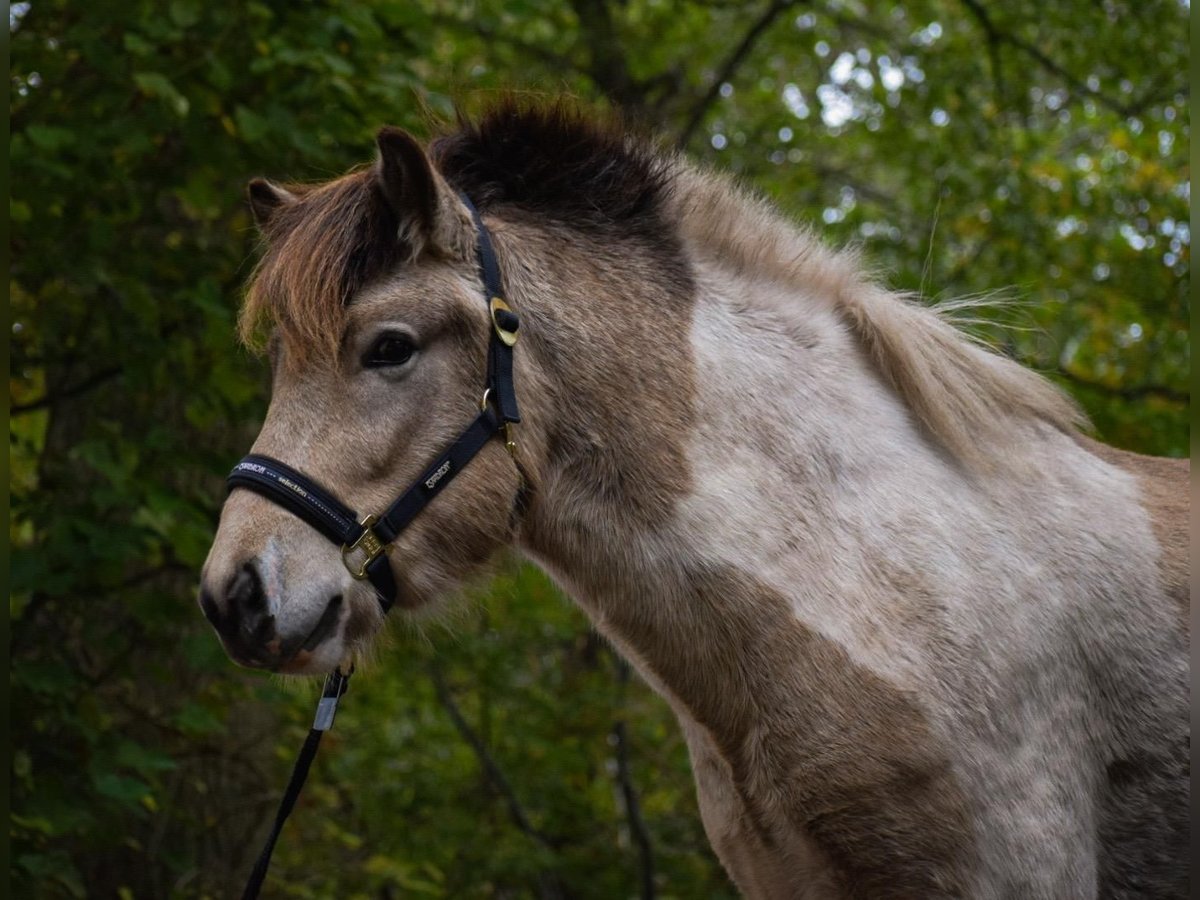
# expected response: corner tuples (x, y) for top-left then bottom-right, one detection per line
(340, 514), (385, 579)
(479, 387), (517, 457)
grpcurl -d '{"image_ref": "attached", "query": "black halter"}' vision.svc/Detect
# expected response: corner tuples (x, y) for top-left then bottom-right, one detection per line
(225, 195), (520, 612)
(227, 195), (520, 900)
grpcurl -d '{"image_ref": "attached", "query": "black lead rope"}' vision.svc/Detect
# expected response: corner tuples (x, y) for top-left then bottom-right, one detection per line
(241, 668), (350, 900)
(230, 194), (519, 898)
(240, 672), (350, 900)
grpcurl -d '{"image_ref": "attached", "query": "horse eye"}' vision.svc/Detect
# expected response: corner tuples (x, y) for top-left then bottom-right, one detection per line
(364, 333), (416, 368)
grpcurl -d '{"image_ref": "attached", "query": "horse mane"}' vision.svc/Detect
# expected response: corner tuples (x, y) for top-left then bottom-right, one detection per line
(240, 167), (403, 354)
(431, 98), (673, 233)
(240, 100), (674, 354)
(241, 99), (1083, 466)
(671, 165), (1087, 468)
(838, 287), (1087, 467)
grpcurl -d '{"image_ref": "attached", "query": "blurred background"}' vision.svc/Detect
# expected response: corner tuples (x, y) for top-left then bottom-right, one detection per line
(10, 1), (1189, 897)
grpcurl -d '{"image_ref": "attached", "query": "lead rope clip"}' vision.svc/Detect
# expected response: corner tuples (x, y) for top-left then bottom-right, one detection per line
(313, 662), (353, 731)
(240, 659), (355, 900)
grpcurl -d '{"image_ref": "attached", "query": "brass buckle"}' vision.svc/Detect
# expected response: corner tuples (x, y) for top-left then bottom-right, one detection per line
(490, 297), (518, 347)
(480, 389), (519, 459)
(341, 514), (386, 580)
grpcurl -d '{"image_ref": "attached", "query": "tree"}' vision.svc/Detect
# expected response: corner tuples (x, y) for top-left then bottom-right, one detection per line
(10, 1), (1187, 896)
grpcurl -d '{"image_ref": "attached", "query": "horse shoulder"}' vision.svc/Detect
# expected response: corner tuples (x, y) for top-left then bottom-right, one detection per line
(1074, 434), (1189, 621)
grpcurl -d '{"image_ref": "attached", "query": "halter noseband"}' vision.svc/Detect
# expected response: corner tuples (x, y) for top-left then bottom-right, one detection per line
(225, 195), (520, 613)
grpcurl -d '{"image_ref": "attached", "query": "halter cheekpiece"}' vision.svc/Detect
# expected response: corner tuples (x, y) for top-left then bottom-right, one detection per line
(225, 194), (520, 613)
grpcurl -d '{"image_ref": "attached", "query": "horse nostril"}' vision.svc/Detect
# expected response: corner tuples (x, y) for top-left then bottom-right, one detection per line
(228, 563), (267, 614)
(218, 562), (277, 656)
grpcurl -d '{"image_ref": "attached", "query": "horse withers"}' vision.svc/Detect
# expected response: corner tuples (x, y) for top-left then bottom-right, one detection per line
(200, 102), (1189, 899)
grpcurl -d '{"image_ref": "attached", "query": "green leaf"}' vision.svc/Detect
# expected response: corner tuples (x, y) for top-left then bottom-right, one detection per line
(13, 750), (33, 780)
(12, 660), (77, 697)
(92, 772), (152, 808)
(123, 32), (155, 56)
(24, 125), (75, 151)
(11, 812), (55, 835)
(16, 852), (86, 898)
(173, 701), (225, 736)
(169, 0), (202, 28)
(132, 71), (190, 117)
(233, 104), (269, 143)
(115, 740), (177, 774)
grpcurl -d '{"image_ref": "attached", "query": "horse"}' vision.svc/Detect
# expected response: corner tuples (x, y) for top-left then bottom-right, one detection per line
(200, 101), (1189, 898)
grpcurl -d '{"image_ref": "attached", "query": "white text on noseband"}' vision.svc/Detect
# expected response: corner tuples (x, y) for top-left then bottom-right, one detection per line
(425, 460), (452, 491)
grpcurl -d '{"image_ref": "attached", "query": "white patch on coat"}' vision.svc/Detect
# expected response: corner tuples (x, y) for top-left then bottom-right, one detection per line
(656, 239), (1185, 897)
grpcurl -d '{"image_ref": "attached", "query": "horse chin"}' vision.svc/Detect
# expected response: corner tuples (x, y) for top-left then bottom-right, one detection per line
(275, 637), (350, 675)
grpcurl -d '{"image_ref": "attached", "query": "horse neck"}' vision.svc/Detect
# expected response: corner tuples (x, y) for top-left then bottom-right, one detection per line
(496, 198), (952, 746)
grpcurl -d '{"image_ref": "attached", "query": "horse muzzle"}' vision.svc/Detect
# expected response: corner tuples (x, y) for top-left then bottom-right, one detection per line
(199, 561), (346, 672)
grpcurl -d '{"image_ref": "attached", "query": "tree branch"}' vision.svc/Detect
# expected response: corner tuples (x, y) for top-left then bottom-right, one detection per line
(957, 0), (1173, 118)
(676, 0), (800, 149)
(612, 717), (655, 898)
(571, 0), (644, 112)
(822, 8), (896, 42)
(431, 666), (550, 843)
(430, 665), (565, 899)
(955, 0), (1006, 109)
(11, 561), (193, 654)
(12, 365), (123, 414)
(609, 658), (655, 898)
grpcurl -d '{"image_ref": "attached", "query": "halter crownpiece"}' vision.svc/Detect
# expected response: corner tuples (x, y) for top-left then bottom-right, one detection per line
(224, 193), (520, 613)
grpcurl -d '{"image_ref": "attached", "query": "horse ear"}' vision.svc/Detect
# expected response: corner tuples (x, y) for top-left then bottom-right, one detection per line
(375, 126), (473, 259)
(247, 179), (295, 230)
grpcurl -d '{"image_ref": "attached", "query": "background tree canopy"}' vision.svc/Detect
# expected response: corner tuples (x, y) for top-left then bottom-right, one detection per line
(10, 0), (1188, 896)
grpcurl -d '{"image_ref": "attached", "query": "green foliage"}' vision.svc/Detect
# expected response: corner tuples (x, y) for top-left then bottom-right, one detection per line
(10, 0), (1187, 897)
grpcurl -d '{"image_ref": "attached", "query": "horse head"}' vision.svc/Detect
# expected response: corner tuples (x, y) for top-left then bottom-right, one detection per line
(200, 128), (524, 674)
